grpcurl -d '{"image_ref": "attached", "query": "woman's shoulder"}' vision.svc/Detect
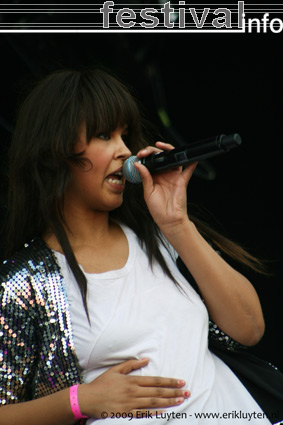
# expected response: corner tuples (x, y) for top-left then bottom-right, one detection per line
(0, 238), (55, 282)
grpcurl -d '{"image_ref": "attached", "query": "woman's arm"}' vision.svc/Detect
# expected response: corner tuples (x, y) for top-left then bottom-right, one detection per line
(161, 218), (265, 346)
(0, 388), (74, 425)
(135, 142), (265, 346)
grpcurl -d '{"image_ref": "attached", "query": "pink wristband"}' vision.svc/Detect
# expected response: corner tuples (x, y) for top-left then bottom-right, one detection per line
(69, 384), (88, 421)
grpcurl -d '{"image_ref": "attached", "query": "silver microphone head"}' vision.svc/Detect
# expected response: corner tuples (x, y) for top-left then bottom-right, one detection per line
(122, 156), (142, 184)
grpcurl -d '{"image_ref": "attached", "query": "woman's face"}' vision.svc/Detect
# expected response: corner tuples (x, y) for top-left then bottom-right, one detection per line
(65, 125), (132, 214)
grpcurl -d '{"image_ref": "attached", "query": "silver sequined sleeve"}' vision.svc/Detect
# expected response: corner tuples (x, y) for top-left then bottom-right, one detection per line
(0, 239), (82, 406)
(0, 260), (38, 404)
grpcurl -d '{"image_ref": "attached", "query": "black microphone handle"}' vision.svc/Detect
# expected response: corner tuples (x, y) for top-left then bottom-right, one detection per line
(140, 133), (241, 173)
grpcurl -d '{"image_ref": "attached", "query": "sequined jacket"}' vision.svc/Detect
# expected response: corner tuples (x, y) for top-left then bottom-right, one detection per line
(0, 238), (240, 408)
(0, 238), (82, 405)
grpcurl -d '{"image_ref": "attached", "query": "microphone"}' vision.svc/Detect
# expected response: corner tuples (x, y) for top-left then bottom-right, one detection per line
(123, 133), (242, 183)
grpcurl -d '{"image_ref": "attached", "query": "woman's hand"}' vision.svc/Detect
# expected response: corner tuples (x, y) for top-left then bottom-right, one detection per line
(78, 358), (190, 419)
(134, 142), (197, 234)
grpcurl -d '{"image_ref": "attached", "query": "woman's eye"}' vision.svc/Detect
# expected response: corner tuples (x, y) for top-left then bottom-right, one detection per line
(96, 133), (110, 140)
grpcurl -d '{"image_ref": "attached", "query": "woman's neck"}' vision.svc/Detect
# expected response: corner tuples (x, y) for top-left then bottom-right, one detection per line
(43, 213), (128, 274)
(43, 206), (114, 252)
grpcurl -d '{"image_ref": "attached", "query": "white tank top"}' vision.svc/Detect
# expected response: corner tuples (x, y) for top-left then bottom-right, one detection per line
(54, 224), (271, 424)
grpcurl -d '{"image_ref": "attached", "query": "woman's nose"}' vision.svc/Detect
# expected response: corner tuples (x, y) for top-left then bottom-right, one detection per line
(116, 137), (132, 159)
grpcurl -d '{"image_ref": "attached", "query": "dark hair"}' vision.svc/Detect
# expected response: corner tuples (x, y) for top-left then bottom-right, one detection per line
(3, 68), (266, 319)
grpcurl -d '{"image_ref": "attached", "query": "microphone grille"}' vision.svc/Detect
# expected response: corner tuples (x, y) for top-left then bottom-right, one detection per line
(122, 156), (142, 184)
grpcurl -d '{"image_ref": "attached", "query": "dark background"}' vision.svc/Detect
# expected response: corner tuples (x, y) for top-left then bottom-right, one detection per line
(0, 30), (282, 369)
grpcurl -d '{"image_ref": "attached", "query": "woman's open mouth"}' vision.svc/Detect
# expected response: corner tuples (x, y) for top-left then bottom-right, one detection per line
(105, 171), (125, 190)
(106, 171), (124, 185)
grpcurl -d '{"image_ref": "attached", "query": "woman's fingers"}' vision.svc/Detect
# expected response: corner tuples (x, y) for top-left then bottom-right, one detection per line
(102, 359), (187, 391)
(124, 375), (190, 406)
(181, 161), (198, 184)
(105, 359), (189, 397)
(131, 385), (190, 400)
(136, 141), (174, 159)
(155, 141), (175, 150)
(133, 395), (185, 409)
(86, 359), (190, 418)
(130, 375), (186, 389)
(110, 358), (149, 374)
(136, 146), (162, 158)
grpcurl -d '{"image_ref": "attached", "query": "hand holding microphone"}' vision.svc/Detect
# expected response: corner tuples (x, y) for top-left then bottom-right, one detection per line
(123, 134), (242, 184)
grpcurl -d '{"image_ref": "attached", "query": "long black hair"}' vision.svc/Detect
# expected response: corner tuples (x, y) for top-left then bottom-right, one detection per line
(3, 67), (266, 318)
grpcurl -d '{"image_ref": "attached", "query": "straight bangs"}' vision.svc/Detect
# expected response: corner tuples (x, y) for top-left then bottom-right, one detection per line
(79, 70), (144, 153)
